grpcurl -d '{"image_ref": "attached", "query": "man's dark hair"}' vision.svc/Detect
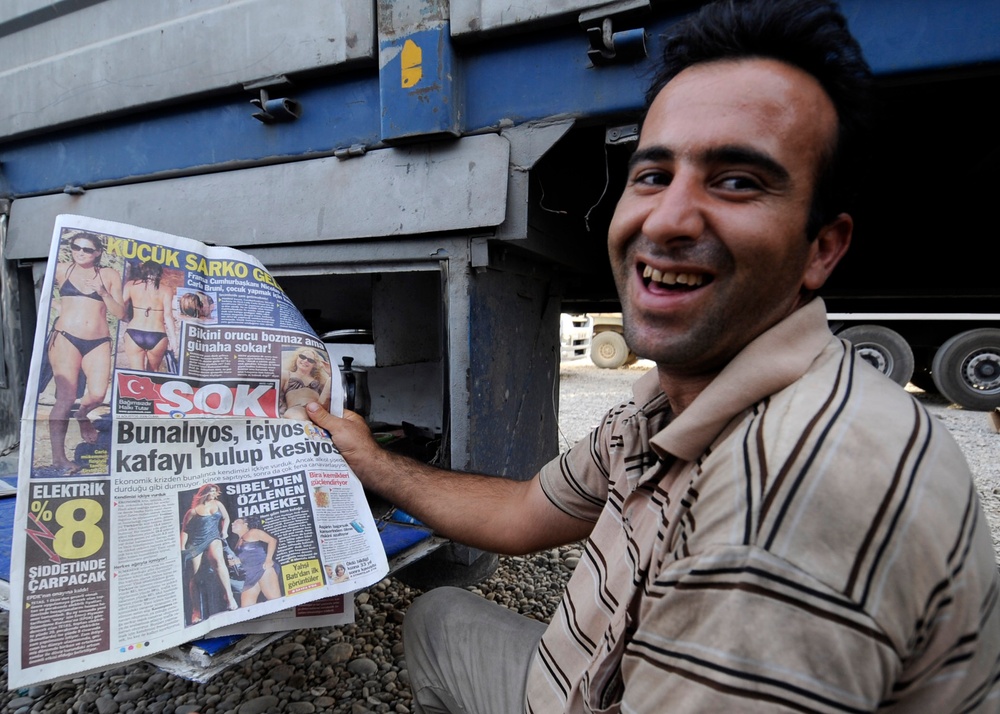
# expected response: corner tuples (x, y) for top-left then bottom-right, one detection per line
(647, 0), (873, 239)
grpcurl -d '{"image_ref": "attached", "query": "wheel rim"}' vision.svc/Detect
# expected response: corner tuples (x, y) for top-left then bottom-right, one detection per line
(853, 343), (891, 375)
(963, 349), (1000, 393)
(598, 342), (617, 360)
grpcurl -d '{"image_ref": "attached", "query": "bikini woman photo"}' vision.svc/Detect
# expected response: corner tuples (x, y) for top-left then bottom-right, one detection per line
(279, 346), (332, 421)
(45, 231), (124, 474)
(121, 260), (179, 372)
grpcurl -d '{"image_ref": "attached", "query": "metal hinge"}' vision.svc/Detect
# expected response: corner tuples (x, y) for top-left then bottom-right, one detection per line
(580, 0), (650, 66)
(244, 75), (302, 124)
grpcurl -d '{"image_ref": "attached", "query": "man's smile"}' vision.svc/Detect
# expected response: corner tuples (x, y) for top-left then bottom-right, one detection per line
(639, 262), (711, 290)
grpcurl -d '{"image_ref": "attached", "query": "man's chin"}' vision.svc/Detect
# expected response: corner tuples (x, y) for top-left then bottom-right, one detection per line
(623, 320), (730, 373)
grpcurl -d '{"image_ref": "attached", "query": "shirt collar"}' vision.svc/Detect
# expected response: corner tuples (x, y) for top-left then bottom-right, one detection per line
(649, 298), (834, 462)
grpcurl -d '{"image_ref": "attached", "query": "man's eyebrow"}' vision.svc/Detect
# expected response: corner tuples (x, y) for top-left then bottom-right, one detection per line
(628, 144), (791, 186)
(703, 145), (791, 185)
(627, 146), (674, 170)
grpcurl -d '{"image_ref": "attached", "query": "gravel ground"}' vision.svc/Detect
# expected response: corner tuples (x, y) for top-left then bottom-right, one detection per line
(3, 360), (998, 713)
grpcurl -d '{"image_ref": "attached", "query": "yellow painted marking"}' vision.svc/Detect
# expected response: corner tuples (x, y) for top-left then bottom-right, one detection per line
(401, 39), (423, 88)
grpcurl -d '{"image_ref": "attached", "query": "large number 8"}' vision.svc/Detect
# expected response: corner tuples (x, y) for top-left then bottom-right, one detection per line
(52, 499), (105, 559)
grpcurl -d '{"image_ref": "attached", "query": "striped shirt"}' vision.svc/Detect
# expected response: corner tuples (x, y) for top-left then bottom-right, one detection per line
(528, 299), (1000, 713)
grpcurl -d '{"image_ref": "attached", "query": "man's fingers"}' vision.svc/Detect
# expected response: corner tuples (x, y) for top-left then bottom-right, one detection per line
(306, 403), (367, 432)
(306, 402), (338, 429)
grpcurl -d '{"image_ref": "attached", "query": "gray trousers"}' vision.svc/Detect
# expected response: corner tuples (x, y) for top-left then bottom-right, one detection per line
(403, 587), (548, 714)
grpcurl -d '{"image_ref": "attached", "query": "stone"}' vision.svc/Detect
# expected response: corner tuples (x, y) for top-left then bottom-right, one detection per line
(238, 695), (280, 714)
(115, 688), (145, 703)
(270, 664), (295, 682)
(286, 702), (316, 714)
(347, 658), (379, 677)
(95, 695), (120, 714)
(273, 642), (307, 659)
(322, 642), (354, 665)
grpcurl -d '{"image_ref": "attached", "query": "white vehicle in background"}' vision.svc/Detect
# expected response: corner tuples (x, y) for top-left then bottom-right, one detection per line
(589, 314), (637, 369)
(560, 313), (593, 362)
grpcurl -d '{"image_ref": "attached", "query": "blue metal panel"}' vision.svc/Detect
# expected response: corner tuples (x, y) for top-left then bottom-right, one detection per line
(0, 75), (382, 197)
(841, 0), (1000, 75)
(380, 23), (460, 140)
(462, 26), (660, 131)
(1, 0), (998, 197)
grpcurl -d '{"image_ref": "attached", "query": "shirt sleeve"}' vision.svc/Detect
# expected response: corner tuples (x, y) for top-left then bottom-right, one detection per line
(538, 424), (613, 523)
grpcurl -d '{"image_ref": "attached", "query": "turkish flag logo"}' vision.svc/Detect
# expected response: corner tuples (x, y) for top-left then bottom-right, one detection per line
(118, 374), (159, 400)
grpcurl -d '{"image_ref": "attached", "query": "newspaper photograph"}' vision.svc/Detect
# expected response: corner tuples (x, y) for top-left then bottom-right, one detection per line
(9, 215), (388, 688)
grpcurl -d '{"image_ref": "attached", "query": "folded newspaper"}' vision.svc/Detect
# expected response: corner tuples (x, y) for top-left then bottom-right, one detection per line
(9, 215), (388, 688)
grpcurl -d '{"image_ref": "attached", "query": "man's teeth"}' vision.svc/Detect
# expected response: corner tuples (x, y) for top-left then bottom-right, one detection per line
(642, 265), (704, 287)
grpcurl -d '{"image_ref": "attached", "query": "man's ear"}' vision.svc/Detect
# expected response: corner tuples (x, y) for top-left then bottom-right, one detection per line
(803, 213), (852, 291)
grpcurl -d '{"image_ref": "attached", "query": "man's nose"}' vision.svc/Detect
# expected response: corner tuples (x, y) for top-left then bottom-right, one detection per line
(641, 175), (705, 244)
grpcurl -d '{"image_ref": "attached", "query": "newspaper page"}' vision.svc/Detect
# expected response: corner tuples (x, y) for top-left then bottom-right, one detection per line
(9, 215), (388, 688)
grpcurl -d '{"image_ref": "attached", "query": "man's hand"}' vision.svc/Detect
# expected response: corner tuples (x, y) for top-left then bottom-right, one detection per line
(306, 402), (386, 487)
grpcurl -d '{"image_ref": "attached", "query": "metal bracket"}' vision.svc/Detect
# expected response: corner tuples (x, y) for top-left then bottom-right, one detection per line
(244, 75), (301, 124)
(605, 124), (639, 146)
(333, 144), (367, 160)
(580, 0), (649, 66)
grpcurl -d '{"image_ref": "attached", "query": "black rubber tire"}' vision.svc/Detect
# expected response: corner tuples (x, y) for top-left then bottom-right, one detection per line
(931, 328), (1000, 411)
(590, 331), (631, 369)
(837, 325), (914, 387)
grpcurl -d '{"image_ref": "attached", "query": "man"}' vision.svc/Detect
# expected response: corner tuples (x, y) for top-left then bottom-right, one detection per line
(308, 0), (1000, 711)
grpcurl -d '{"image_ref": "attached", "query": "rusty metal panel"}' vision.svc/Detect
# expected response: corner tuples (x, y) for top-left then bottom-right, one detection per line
(0, 0), (376, 140)
(6, 134), (510, 260)
(467, 252), (561, 477)
(377, 0), (459, 140)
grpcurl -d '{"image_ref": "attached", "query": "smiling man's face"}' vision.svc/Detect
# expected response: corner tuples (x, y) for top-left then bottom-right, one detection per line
(609, 58), (849, 392)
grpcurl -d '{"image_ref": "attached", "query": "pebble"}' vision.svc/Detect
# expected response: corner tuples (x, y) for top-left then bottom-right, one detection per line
(240, 694), (279, 714)
(2, 364), (997, 713)
(270, 664), (296, 682)
(323, 642), (354, 665)
(347, 658), (379, 677)
(95, 695), (119, 714)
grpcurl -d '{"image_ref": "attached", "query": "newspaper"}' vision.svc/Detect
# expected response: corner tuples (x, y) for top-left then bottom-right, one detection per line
(9, 215), (388, 688)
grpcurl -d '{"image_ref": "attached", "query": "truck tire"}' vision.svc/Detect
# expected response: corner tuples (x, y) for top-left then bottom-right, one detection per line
(931, 328), (1000, 411)
(591, 331), (631, 369)
(837, 325), (914, 387)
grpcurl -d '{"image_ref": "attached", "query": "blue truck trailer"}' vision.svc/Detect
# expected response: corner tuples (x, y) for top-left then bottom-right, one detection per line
(0, 0), (998, 519)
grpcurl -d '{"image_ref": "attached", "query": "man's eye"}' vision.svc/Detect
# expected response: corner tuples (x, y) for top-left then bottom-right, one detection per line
(717, 175), (762, 191)
(633, 170), (671, 187)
